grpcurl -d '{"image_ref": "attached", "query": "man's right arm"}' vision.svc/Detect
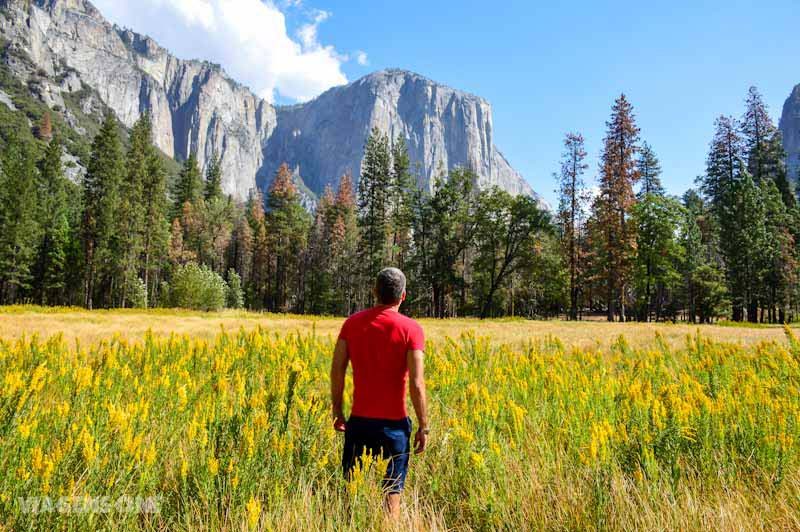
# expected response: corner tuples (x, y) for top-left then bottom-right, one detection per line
(407, 348), (428, 453)
(330, 338), (349, 432)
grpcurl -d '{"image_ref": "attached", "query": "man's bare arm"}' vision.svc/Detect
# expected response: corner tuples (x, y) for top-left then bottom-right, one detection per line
(330, 338), (349, 431)
(407, 348), (428, 453)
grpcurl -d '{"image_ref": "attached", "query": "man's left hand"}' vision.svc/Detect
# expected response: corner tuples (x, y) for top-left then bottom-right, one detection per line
(414, 429), (427, 454)
(333, 414), (346, 432)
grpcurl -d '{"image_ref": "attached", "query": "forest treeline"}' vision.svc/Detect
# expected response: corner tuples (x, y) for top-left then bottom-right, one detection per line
(0, 86), (797, 321)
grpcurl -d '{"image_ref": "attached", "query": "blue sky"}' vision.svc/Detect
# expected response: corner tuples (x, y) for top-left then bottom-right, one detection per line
(97, 0), (799, 206)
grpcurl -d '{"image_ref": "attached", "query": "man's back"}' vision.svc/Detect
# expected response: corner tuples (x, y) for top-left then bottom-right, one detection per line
(338, 306), (425, 420)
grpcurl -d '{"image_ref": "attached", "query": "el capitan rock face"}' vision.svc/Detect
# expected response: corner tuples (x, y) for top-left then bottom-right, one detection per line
(264, 69), (537, 199)
(0, 0), (539, 204)
(780, 84), (800, 184)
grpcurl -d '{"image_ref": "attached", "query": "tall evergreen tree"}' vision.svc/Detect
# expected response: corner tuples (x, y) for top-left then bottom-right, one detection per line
(632, 193), (683, 321)
(760, 179), (797, 322)
(265, 163), (311, 312)
(700, 115), (767, 322)
(593, 94), (640, 321)
(332, 173), (360, 315)
(172, 153), (203, 219)
(637, 142), (664, 198)
(305, 186), (337, 314)
(116, 114), (151, 306)
(742, 86), (776, 185)
(389, 135), (415, 268)
(33, 135), (70, 304)
(741, 87), (795, 207)
(204, 154), (223, 202)
(357, 128), (392, 303)
(140, 136), (169, 305)
(0, 131), (41, 303)
(555, 132), (589, 320)
(81, 113), (124, 309)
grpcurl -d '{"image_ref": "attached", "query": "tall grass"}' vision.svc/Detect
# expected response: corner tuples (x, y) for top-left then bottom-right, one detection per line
(0, 325), (798, 530)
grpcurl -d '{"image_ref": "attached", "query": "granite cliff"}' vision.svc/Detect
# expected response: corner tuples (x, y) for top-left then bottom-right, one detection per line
(0, 0), (539, 204)
(780, 84), (800, 184)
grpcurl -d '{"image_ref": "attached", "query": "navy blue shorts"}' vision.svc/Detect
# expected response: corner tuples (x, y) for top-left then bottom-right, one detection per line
(342, 416), (412, 493)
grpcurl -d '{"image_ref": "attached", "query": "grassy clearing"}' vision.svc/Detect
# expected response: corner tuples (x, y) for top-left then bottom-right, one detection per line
(0, 308), (798, 530)
(0, 305), (792, 348)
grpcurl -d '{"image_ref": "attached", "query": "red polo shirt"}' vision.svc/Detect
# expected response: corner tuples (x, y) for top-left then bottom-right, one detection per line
(338, 306), (425, 420)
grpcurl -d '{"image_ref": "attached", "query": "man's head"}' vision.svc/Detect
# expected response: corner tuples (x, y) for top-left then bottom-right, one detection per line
(374, 267), (407, 305)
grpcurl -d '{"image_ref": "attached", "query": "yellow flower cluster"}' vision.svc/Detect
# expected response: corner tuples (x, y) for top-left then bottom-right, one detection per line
(0, 326), (798, 528)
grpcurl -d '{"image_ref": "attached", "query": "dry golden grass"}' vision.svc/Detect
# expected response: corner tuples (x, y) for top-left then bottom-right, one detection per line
(0, 305), (789, 347)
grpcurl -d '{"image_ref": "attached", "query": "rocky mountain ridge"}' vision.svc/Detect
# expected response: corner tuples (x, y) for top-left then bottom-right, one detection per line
(780, 84), (800, 183)
(0, 0), (540, 205)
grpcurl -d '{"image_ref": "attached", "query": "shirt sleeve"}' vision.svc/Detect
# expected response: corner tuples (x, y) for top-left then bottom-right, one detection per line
(407, 322), (425, 351)
(338, 317), (351, 342)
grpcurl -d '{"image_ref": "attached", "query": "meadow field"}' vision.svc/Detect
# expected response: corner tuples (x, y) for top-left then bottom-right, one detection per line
(1, 307), (799, 530)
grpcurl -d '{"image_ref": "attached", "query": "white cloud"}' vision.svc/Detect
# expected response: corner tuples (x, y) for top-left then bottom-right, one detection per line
(92, 0), (348, 102)
(355, 50), (369, 66)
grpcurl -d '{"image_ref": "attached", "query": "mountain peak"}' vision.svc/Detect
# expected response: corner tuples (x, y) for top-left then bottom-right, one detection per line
(354, 68), (487, 103)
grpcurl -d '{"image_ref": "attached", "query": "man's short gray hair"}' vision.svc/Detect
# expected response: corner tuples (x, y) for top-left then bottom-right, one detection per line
(375, 267), (406, 304)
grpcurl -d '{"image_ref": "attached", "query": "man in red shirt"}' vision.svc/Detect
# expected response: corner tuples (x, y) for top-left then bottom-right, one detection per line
(330, 267), (429, 517)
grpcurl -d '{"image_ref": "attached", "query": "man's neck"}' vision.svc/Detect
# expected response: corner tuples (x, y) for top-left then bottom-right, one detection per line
(376, 303), (402, 313)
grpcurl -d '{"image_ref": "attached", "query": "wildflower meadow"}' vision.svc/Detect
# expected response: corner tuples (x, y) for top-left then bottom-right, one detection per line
(1, 312), (799, 530)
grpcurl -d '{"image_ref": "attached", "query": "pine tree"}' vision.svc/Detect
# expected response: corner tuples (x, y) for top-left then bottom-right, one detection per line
(229, 215), (253, 288)
(204, 154), (223, 202)
(332, 173), (359, 315)
(172, 153), (203, 219)
(389, 134), (415, 268)
(632, 142), (675, 320)
(116, 114), (151, 306)
(305, 186), (337, 314)
(678, 192), (728, 323)
(357, 128), (392, 302)
(265, 163), (310, 312)
(594, 94), (640, 321)
(33, 135), (70, 304)
(741, 87), (795, 207)
(81, 113), (124, 309)
(742, 86), (776, 185)
(700, 115), (767, 322)
(246, 189), (269, 309)
(0, 130), (41, 303)
(168, 218), (195, 266)
(555, 132), (589, 320)
(760, 179), (797, 322)
(632, 193), (683, 321)
(140, 139), (169, 306)
(700, 116), (745, 215)
(637, 142), (664, 198)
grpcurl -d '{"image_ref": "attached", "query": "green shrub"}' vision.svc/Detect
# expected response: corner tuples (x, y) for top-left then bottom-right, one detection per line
(169, 262), (227, 311)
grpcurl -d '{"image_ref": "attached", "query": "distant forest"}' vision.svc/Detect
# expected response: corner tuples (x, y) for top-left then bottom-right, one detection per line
(0, 86), (797, 322)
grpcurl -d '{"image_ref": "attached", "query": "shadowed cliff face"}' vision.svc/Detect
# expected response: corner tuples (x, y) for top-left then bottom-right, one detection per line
(780, 84), (800, 184)
(0, 0), (539, 205)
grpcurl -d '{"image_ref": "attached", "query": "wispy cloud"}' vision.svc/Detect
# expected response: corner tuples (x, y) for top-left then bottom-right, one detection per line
(355, 50), (369, 66)
(93, 0), (348, 102)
